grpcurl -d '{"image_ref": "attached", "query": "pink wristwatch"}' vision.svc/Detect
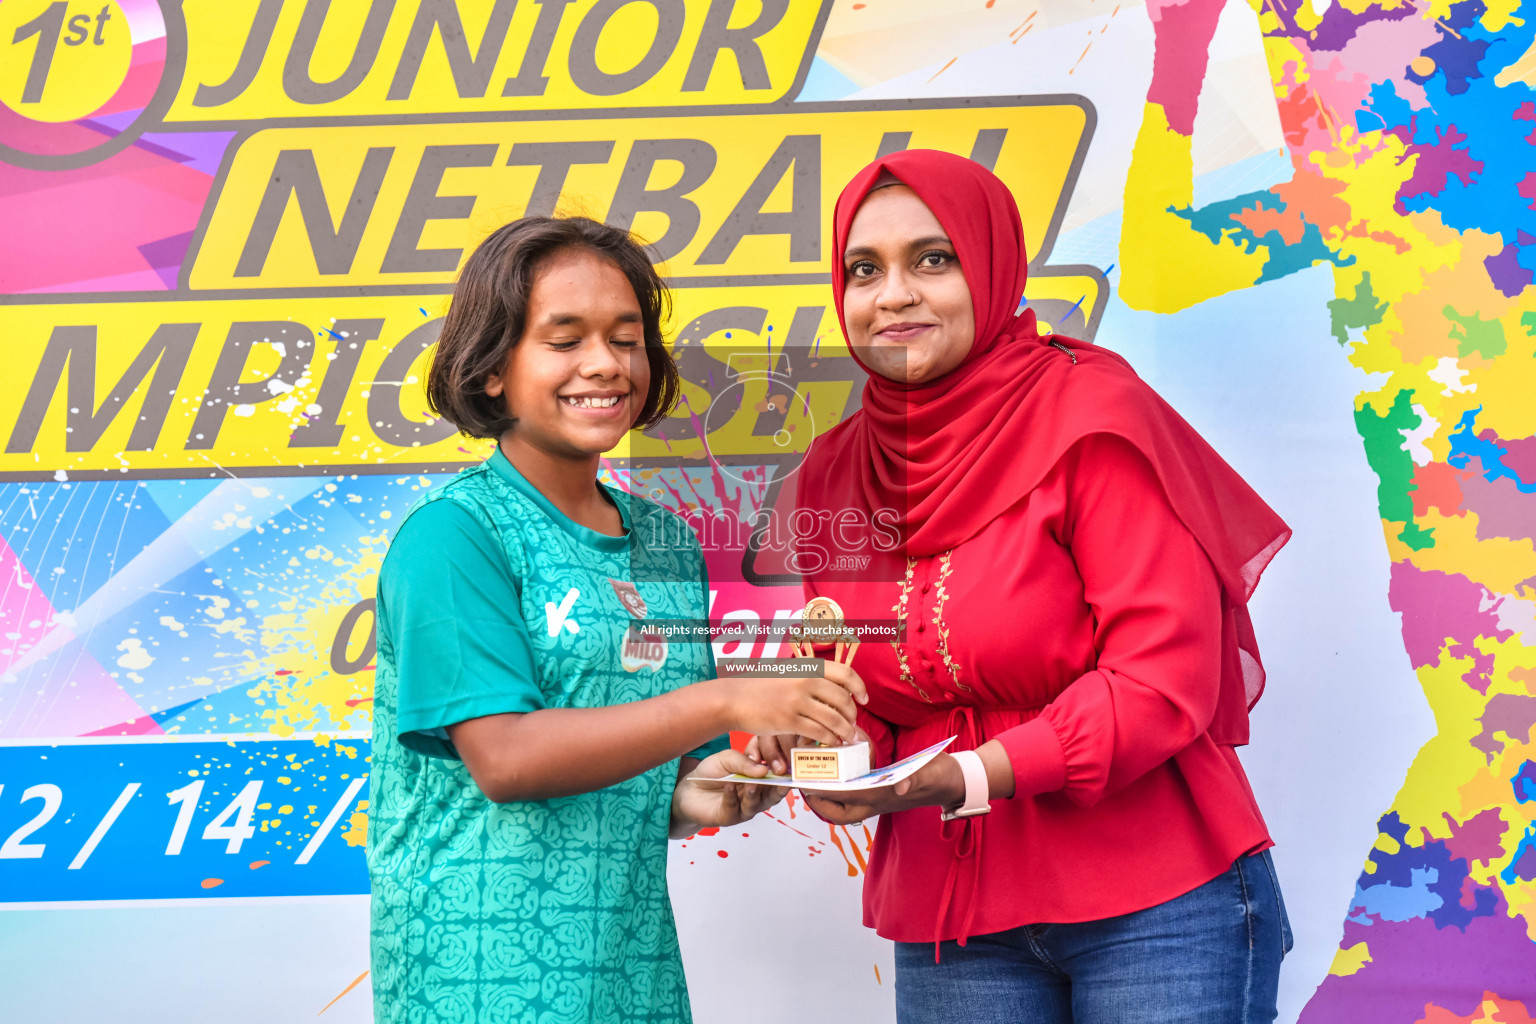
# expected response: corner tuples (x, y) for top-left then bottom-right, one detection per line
(940, 749), (992, 821)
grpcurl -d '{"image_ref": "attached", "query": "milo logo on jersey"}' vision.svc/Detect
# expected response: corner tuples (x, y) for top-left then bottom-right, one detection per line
(611, 579), (666, 672)
(620, 627), (668, 673)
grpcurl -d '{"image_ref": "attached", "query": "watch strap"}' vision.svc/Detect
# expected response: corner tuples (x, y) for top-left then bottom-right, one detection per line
(940, 749), (991, 821)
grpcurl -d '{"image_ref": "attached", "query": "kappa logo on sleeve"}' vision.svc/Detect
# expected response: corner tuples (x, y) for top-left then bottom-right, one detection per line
(544, 588), (580, 638)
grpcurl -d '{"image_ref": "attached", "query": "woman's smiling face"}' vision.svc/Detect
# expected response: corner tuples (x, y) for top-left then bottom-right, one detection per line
(841, 184), (976, 386)
(485, 246), (651, 458)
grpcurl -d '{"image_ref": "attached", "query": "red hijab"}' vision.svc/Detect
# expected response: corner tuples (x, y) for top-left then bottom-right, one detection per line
(796, 149), (1291, 735)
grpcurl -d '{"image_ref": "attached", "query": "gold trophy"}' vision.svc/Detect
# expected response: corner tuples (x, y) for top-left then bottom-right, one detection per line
(786, 597), (869, 782)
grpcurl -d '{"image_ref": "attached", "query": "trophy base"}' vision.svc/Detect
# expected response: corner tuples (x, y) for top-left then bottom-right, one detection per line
(791, 741), (871, 782)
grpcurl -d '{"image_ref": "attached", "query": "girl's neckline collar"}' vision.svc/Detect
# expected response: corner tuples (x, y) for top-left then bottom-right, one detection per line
(487, 446), (632, 552)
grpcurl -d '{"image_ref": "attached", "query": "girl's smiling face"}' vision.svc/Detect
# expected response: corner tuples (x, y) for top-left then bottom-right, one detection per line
(485, 246), (652, 459)
(841, 184), (976, 386)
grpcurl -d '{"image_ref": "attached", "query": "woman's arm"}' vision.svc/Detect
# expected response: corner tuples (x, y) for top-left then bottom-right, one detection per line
(803, 434), (1223, 821)
(751, 698), (983, 822)
(989, 434), (1222, 807)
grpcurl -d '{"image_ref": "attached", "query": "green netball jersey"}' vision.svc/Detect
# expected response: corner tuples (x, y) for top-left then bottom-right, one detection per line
(367, 448), (725, 1024)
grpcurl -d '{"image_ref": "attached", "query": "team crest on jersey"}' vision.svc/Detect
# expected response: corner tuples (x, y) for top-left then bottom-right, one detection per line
(620, 625), (668, 672)
(608, 578), (648, 619)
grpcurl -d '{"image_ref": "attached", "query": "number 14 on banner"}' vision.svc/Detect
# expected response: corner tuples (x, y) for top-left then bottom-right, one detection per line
(0, 777), (366, 868)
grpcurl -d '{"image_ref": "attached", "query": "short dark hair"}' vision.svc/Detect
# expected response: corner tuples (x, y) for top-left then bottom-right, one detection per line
(426, 216), (681, 438)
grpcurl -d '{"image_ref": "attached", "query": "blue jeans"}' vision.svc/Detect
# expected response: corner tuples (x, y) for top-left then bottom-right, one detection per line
(895, 851), (1293, 1024)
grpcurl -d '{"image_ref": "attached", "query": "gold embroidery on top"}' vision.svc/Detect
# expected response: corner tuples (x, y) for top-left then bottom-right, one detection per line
(890, 557), (932, 702)
(932, 550), (971, 692)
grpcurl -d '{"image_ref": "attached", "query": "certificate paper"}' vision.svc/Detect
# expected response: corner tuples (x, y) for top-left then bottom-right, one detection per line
(700, 737), (957, 792)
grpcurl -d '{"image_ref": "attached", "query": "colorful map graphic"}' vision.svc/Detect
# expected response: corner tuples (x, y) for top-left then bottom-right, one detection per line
(1120, 0), (1536, 1016)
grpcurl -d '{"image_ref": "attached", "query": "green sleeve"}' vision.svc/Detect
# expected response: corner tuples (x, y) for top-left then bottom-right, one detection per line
(684, 536), (729, 762)
(379, 498), (542, 759)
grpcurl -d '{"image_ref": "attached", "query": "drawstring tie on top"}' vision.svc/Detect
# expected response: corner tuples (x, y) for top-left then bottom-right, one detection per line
(933, 704), (985, 962)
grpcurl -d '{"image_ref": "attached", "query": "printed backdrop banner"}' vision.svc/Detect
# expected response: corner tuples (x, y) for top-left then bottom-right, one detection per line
(1, 1), (1534, 1022)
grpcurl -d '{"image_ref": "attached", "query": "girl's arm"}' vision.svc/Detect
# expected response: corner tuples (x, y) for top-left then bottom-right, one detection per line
(447, 659), (868, 803)
(386, 500), (866, 804)
(668, 751), (785, 838)
(752, 699), (899, 774)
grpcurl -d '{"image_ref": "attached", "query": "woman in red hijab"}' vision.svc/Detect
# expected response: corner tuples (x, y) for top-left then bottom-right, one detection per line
(759, 150), (1294, 1022)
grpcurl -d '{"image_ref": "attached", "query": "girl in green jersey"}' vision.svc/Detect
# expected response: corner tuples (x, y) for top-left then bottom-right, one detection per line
(366, 216), (866, 1024)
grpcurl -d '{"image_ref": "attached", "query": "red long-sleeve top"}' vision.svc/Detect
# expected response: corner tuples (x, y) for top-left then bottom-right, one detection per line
(807, 434), (1272, 943)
